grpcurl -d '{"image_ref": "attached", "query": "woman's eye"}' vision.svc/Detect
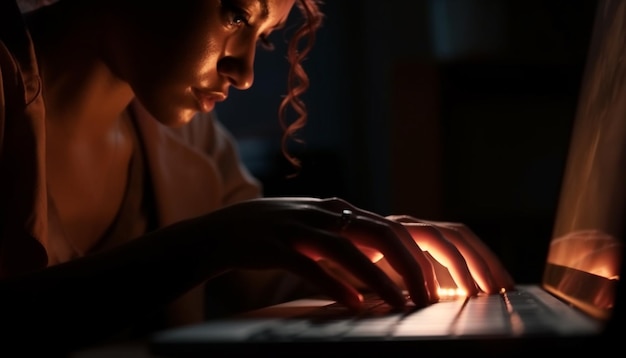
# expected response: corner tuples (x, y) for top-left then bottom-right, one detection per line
(230, 13), (248, 26)
(221, 0), (250, 27)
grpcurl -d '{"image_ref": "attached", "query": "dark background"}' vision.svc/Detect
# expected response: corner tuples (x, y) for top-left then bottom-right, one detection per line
(215, 0), (599, 284)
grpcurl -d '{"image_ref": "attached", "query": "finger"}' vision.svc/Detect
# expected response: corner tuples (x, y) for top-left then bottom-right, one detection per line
(293, 204), (437, 306)
(429, 225), (499, 293)
(386, 214), (416, 223)
(275, 245), (365, 311)
(387, 221), (441, 303)
(391, 216), (512, 293)
(402, 223), (479, 296)
(287, 224), (407, 308)
(370, 216), (441, 302)
(343, 216), (437, 307)
(329, 208), (441, 303)
(221, 227), (367, 311)
(441, 223), (515, 291)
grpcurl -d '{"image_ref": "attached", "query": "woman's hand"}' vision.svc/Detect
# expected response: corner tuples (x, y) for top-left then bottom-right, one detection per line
(200, 197), (514, 311)
(202, 197), (433, 310)
(386, 216), (516, 295)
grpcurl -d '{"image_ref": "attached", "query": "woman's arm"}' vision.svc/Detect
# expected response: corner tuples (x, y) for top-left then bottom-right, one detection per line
(0, 215), (225, 350)
(0, 197), (515, 353)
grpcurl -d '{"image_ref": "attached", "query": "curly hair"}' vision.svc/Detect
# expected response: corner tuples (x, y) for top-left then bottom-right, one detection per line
(279, 0), (324, 173)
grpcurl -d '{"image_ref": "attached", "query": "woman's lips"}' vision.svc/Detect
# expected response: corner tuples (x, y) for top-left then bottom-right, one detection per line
(192, 88), (227, 113)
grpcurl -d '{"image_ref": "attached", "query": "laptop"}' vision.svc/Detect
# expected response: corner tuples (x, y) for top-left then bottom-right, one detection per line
(149, 0), (625, 356)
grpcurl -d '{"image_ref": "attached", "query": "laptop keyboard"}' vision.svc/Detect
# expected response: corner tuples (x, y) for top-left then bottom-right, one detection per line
(251, 289), (559, 341)
(150, 285), (606, 351)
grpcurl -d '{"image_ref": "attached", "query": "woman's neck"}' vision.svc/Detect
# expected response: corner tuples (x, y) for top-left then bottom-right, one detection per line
(25, 1), (134, 140)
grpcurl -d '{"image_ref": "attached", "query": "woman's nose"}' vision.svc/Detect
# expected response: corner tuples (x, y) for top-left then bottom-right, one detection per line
(218, 42), (256, 90)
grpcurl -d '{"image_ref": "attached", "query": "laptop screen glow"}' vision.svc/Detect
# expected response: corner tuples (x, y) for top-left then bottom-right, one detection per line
(541, 0), (625, 322)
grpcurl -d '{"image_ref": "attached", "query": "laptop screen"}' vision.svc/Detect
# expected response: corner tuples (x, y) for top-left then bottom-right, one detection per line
(541, 0), (625, 321)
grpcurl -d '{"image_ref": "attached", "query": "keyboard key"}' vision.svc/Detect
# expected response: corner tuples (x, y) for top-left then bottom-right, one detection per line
(393, 299), (467, 338)
(453, 295), (509, 336)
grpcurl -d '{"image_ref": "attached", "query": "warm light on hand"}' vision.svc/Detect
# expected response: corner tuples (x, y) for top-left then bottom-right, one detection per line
(437, 287), (467, 299)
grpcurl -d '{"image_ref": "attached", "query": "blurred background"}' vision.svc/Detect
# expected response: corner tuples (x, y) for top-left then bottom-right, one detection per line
(215, 0), (599, 284)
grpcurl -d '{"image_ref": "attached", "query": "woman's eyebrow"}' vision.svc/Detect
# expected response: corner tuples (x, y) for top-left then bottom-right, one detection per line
(257, 0), (270, 19)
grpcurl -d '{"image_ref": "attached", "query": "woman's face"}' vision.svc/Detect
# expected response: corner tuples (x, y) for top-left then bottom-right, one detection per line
(108, 0), (295, 127)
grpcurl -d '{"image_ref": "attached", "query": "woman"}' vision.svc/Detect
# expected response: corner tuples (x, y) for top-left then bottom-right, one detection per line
(0, 0), (514, 352)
